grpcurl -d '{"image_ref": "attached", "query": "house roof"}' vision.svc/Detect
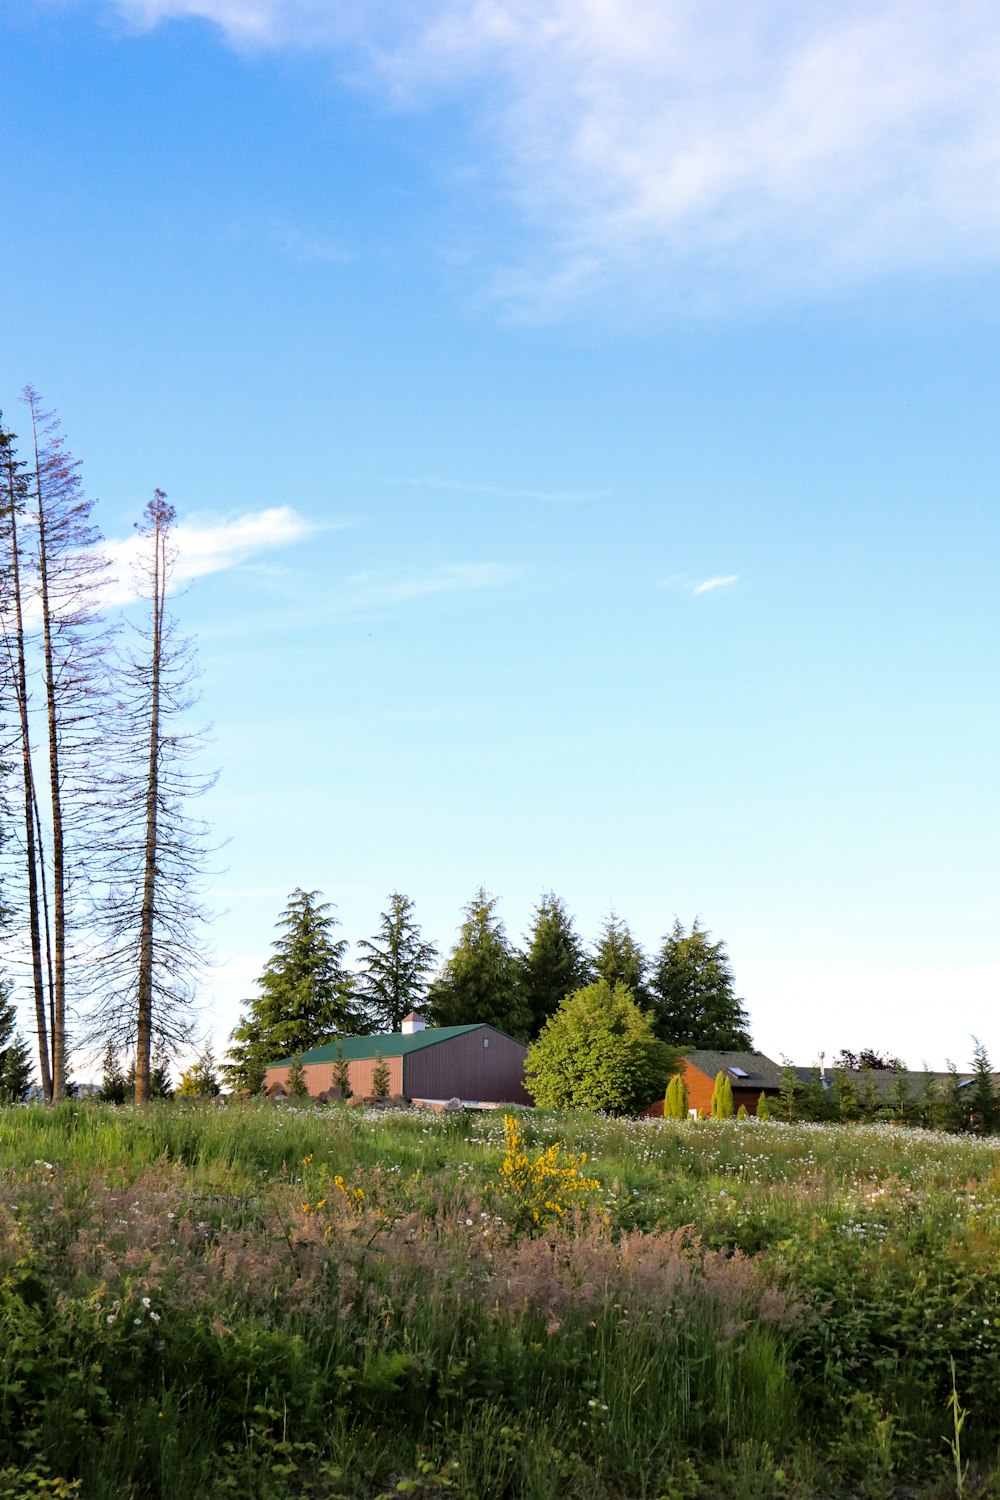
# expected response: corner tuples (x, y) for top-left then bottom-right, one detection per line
(681, 1050), (786, 1090)
(271, 1024), (488, 1070)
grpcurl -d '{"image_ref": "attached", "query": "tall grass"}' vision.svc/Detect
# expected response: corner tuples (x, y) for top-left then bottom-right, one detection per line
(0, 1103), (998, 1496)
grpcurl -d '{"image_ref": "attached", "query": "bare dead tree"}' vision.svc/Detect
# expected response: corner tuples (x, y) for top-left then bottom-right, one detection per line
(0, 414), (51, 1099)
(21, 386), (114, 1100)
(87, 490), (216, 1102)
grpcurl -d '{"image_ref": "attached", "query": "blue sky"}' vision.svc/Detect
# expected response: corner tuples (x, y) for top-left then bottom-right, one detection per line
(2, 0), (999, 1071)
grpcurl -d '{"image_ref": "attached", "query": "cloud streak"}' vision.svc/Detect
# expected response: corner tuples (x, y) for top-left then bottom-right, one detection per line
(340, 561), (519, 609)
(692, 574), (739, 595)
(378, 475), (610, 504)
(104, 0), (1000, 313)
(103, 504), (318, 605)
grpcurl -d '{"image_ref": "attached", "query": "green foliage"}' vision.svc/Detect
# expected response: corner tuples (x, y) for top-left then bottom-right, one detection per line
(3, 1102), (1000, 1494)
(664, 1072), (689, 1119)
(286, 1056), (310, 1099)
(710, 1071), (734, 1119)
(886, 1063), (914, 1124)
(428, 887), (528, 1039)
(0, 983), (32, 1104)
(967, 1037), (998, 1135)
(650, 918), (752, 1048)
(756, 1092), (771, 1120)
(525, 979), (677, 1115)
(355, 892), (438, 1033)
(331, 1039), (352, 1100)
(798, 1069), (835, 1123)
(519, 892), (591, 1038)
(856, 1068), (881, 1121)
(225, 889), (364, 1089)
(940, 1061), (971, 1134)
(97, 1042), (128, 1104)
(778, 1062), (800, 1122)
(736, 1103), (748, 1119)
(371, 1052), (390, 1099)
(831, 1068), (858, 1122)
(591, 913), (649, 1006)
(177, 1044), (220, 1097)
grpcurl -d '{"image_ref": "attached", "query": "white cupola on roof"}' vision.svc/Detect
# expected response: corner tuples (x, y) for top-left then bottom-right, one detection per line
(401, 1011), (426, 1034)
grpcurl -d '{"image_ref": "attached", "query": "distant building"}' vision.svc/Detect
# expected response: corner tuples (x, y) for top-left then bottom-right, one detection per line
(264, 1020), (531, 1106)
(666, 1050), (787, 1116)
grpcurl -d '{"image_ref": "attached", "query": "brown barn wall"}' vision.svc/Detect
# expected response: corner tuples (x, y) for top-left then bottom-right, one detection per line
(265, 1056), (403, 1098)
(405, 1028), (531, 1104)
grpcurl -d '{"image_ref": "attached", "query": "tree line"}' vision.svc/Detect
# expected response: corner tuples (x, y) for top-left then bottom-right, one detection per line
(223, 885), (752, 1090)
(0, 388), (213, 1103)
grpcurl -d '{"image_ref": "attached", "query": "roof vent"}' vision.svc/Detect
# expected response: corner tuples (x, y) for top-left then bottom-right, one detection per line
(401, 1012), (426, 1034)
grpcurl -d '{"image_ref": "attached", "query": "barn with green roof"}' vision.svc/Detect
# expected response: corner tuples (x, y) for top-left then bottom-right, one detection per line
(264, 1013), (531, 1105)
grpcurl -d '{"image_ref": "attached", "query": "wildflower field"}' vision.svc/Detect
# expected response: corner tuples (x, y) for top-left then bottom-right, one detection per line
(1, 1103), (999, 1499)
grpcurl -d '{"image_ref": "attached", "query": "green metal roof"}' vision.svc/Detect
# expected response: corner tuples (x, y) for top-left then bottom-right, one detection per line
(272, 1025), (484, 1070)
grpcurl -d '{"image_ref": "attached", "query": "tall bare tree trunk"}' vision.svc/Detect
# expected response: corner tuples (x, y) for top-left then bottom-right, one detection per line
(28, 398), (67, 1102)
(134, 495), (166, 1105)
(0, 434), (52, 1100)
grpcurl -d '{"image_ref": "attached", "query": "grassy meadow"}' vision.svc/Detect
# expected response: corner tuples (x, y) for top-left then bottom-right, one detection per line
(0, 1102), (999, 1498)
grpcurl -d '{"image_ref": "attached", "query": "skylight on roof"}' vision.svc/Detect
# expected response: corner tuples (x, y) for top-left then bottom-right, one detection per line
(728, 1067), (749, 1078)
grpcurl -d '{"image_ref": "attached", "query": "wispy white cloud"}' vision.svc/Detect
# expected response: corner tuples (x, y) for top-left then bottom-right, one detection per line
(105, 0), (1000, 313)
(378, 475), (610, 504)
(692, 574), (739, 595)
(340, 561), (519, 609)
(656, 572), (739, 596)
(103, 504), (319, 605)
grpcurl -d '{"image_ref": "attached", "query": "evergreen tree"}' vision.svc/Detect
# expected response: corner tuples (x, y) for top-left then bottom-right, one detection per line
(664, 1072), (689, 1119)
(286, 1056), (310, 1099)
(355, 893), (437, 1033)
(856, 1068), (881, 1120)
(832, 1068), (859, 1122)
(98, 1042), (128, 1104)
(967, 1038), (997, 1135)
(371, 1052), (390, 1099)
(799, 1069), (834, 1122)
(710, 1071), (734, 1119)
(149, 1045), (174, 1099)
(756, 1092), (771, 1121)
(887, 1063), (914, 1124)
(737, 1103), (748, 1119)
(224, 889), (363, 1088)
(778, 1061), (800, 1122)
(519, 893), (591, 1038)
(427, 887), (528, 1038)
(525, 980), (676, 1115)
(124, 1045), (173, 1099)
(940, 1061), (970, 1133)
(177, 1043), (220, 1097)
(914, 1066), (938, 1129)
(592, 912), (649, 1006)
(331, 1039), (352, 1099)
(0, 983), (33, 1103)
(649, 919), (752, 1048)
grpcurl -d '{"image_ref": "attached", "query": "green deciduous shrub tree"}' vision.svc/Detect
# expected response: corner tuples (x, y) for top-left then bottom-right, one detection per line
(525, 979), (676, 1115)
